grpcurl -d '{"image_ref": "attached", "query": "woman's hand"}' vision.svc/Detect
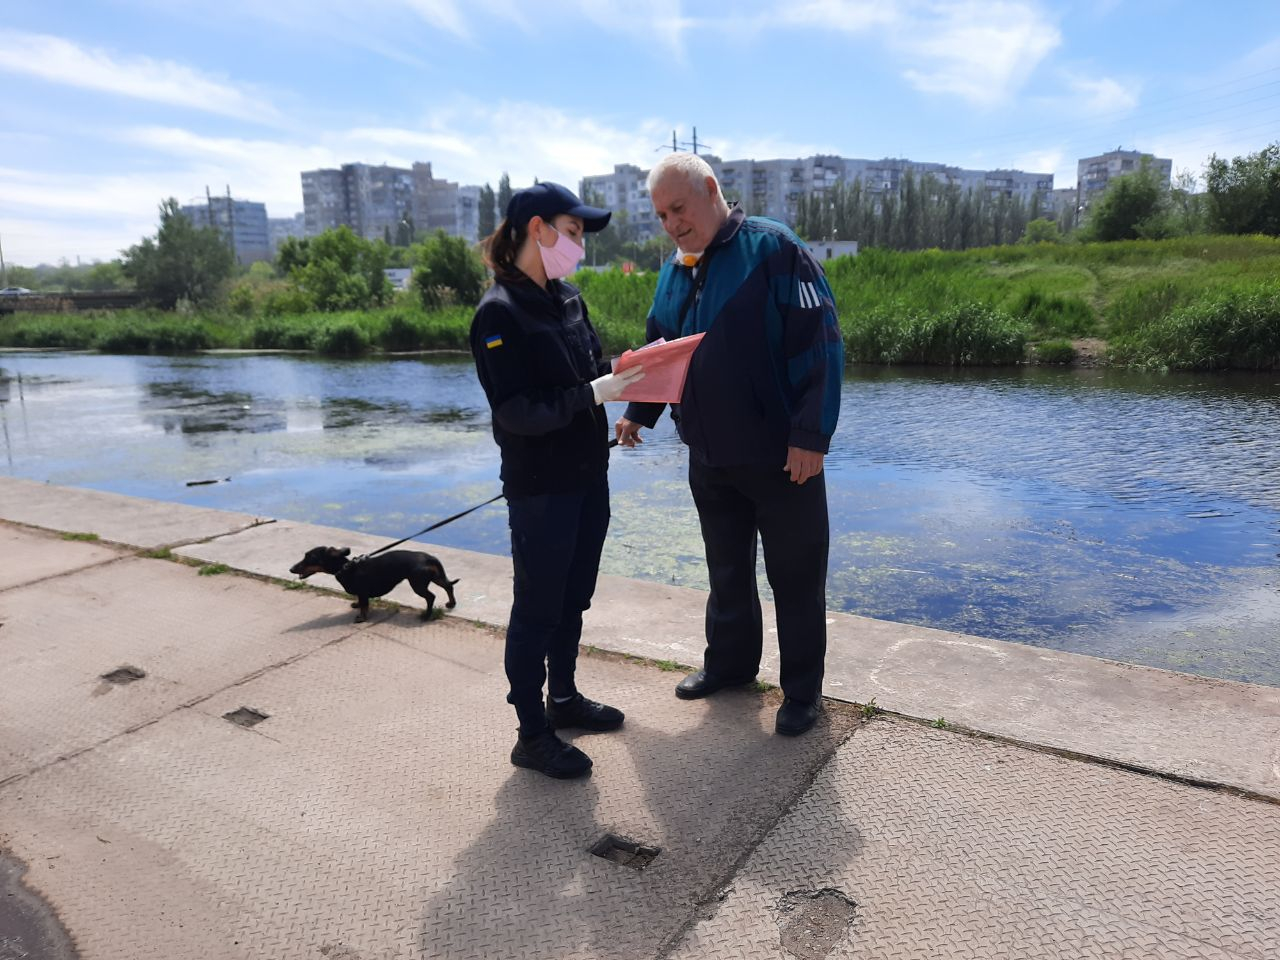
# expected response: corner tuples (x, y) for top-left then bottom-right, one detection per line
(590, 366), (645, 404)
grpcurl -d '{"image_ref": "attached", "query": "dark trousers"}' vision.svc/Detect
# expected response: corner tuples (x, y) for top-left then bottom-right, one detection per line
(505, 477), (610, 735)
(688, 458), (830, 704)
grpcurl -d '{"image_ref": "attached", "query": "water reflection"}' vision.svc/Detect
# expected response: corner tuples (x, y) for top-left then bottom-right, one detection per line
(142, 381), (286, 437)
(1, 351), (1278, 686)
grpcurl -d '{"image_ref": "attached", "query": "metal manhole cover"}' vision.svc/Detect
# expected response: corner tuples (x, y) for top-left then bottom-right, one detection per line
(223, 707), (269, 728)
(100, 666), (146, 685)
(589, 834), (660, 870)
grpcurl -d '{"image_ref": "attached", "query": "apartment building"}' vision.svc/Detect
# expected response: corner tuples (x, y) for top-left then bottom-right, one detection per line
(1077, 149), (1173, 209)
(301, 161), (495, 242)
(268, 213), (306, 255)
(300, 163), (415, 241)
(300, 168), (348, 237)
(181, 193), (270, 264)
(583, 154), (1055, 239)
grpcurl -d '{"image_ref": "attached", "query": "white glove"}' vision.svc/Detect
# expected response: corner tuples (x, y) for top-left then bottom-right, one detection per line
(591, 365), (645, 404)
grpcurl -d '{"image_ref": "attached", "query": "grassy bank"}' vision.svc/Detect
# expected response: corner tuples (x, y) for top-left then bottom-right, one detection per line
(0, 304), (478, 357)
(4, 235), (1278, 368)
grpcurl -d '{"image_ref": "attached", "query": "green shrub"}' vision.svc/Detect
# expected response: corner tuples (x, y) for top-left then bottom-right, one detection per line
(1009, 290), (1096, 337)
(572, 268), (655, 350)
(846, 302), (1027, 365)
(248, 317), (313, 350)
(312, 318), (371, 356)
(94, 318), (214, 353)
(378, 311), (428, 351)
(1109, 282), (1280, 370)
(1033, 339), (1077, 364)
(260, 287), (313, 317)
(0, 316), (97, 348)
(228, 283), (255, 317)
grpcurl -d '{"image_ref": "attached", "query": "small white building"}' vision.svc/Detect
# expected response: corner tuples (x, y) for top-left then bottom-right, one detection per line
(384, 268), (413, 291)
(805, 240), (859, 262)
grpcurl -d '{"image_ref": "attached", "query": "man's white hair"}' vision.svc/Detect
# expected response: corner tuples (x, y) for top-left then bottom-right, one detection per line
(648, 152), (718, 196)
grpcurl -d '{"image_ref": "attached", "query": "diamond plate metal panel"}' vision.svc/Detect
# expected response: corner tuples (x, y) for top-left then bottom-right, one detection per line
(0, 611), (855, 960)
(666, 719), (1280, 959)
(0, 547), (362, 783)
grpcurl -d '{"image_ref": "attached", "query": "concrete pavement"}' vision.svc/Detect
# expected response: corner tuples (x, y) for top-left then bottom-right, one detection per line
(2, 478), (1279, 959)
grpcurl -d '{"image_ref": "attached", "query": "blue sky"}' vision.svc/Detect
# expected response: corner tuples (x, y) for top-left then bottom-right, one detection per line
(2, 0), (1278, 264)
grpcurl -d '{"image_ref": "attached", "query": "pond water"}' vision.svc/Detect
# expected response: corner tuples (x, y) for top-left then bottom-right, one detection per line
(3, 350), (1279, 686)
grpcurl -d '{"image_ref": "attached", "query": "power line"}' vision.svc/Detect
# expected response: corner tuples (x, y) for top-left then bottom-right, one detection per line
(908, 68), (1280, 162)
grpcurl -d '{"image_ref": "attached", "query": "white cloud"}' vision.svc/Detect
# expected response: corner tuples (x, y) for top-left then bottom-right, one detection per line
(1010, 148), (1064, 178)
(779, 0), (900, 33)
(0, 30), (279, 124)
(1234, 33), (1280, 75)
(764, 0), (1061, 106)
(1061, 73), (1140, 116)
(1, 101), (679, 262)
(0, 216), (156, 265)
(396, 0), (471, 37)
(896, 2), (1061, 106)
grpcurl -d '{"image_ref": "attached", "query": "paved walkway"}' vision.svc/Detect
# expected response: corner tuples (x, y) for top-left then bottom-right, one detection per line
(2, 479), (1278, 959)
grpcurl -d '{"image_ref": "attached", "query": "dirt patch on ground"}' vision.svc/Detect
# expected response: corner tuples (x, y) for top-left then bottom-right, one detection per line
(1071, 338), (1108, 367)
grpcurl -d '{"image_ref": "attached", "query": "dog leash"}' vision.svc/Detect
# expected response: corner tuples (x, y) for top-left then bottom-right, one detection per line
(357, 438), (621, 562)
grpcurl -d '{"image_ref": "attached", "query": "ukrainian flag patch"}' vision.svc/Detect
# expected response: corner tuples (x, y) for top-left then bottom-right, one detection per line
(485, 334), (503, 349)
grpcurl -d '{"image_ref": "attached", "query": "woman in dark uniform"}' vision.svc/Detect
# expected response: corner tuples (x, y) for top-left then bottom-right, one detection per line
(470, 182), (644, 779)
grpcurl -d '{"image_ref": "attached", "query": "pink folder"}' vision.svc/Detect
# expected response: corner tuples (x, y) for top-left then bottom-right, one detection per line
(611, 333), (706, 403)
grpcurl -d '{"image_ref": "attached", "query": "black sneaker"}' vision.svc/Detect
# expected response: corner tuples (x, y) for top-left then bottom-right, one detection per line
(546, 693), (625, 732)
(511, 730), (593, 779)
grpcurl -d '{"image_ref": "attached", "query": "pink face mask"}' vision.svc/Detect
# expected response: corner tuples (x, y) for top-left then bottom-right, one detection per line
(538, 225), (585, 279)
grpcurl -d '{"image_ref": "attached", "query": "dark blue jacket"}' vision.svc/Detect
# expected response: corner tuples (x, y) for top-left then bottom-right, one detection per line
(471, 277), (610, 497)
(623, 207), (843, 467)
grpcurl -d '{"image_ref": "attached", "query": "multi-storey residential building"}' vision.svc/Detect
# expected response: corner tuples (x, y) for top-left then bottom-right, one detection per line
(268, 213), (306, 255)
(1047, 187), (1081, 228)
(181, 193), (270, 264)
(346, 163), (415, 241)
(302, 161), (495, 242)
(579, 164), (660, 240)
(583, 154), (1055, 240)
(300, 168), (348, 237)
(455, 185), (484, 243)
(1076, 149), (1172, 210)
(300, 163), (415, 242)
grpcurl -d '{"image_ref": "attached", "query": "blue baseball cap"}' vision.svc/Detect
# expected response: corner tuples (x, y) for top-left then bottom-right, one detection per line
(506, 182), (612, 233)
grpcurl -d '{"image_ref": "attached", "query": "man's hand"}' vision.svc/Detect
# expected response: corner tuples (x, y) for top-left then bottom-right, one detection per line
(615, 417), (644, 448)
(784, 446), (824, 484)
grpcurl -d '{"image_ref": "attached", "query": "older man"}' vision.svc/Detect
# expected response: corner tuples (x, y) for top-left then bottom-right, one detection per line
(615, 153), (843, 736)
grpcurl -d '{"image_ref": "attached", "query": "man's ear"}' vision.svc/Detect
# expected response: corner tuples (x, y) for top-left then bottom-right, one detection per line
(705, 175), (720, 200)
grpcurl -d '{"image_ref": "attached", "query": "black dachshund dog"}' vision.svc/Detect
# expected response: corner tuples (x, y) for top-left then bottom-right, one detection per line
(290, 546), (458, 623)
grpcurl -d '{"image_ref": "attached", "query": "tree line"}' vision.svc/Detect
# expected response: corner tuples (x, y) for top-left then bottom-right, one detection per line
(792, 171), (1038, 249)
(7, 143), (1277, 308)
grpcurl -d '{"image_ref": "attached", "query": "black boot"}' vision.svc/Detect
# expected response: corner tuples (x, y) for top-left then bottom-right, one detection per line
(510, 729), (593, 779)
(547, 693), (625, 732)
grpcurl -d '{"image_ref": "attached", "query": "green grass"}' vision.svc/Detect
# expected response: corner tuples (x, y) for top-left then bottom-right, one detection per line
(1032, 339), (1077, 364)
(139, 547), (173, 559)
(4, 234), (1278, 367)
(1108, 280), (1280, 370)
(61, 531), (100, 541)
(197, 563), (230, 576)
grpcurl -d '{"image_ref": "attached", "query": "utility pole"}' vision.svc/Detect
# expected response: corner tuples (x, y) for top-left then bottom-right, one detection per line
(226, 184), (237, 265)
(0, 231), (7, 287)
(656, 127), (712, 155)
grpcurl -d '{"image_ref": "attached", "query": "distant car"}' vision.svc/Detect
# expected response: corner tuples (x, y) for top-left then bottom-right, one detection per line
(0, 286), (33, 296)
